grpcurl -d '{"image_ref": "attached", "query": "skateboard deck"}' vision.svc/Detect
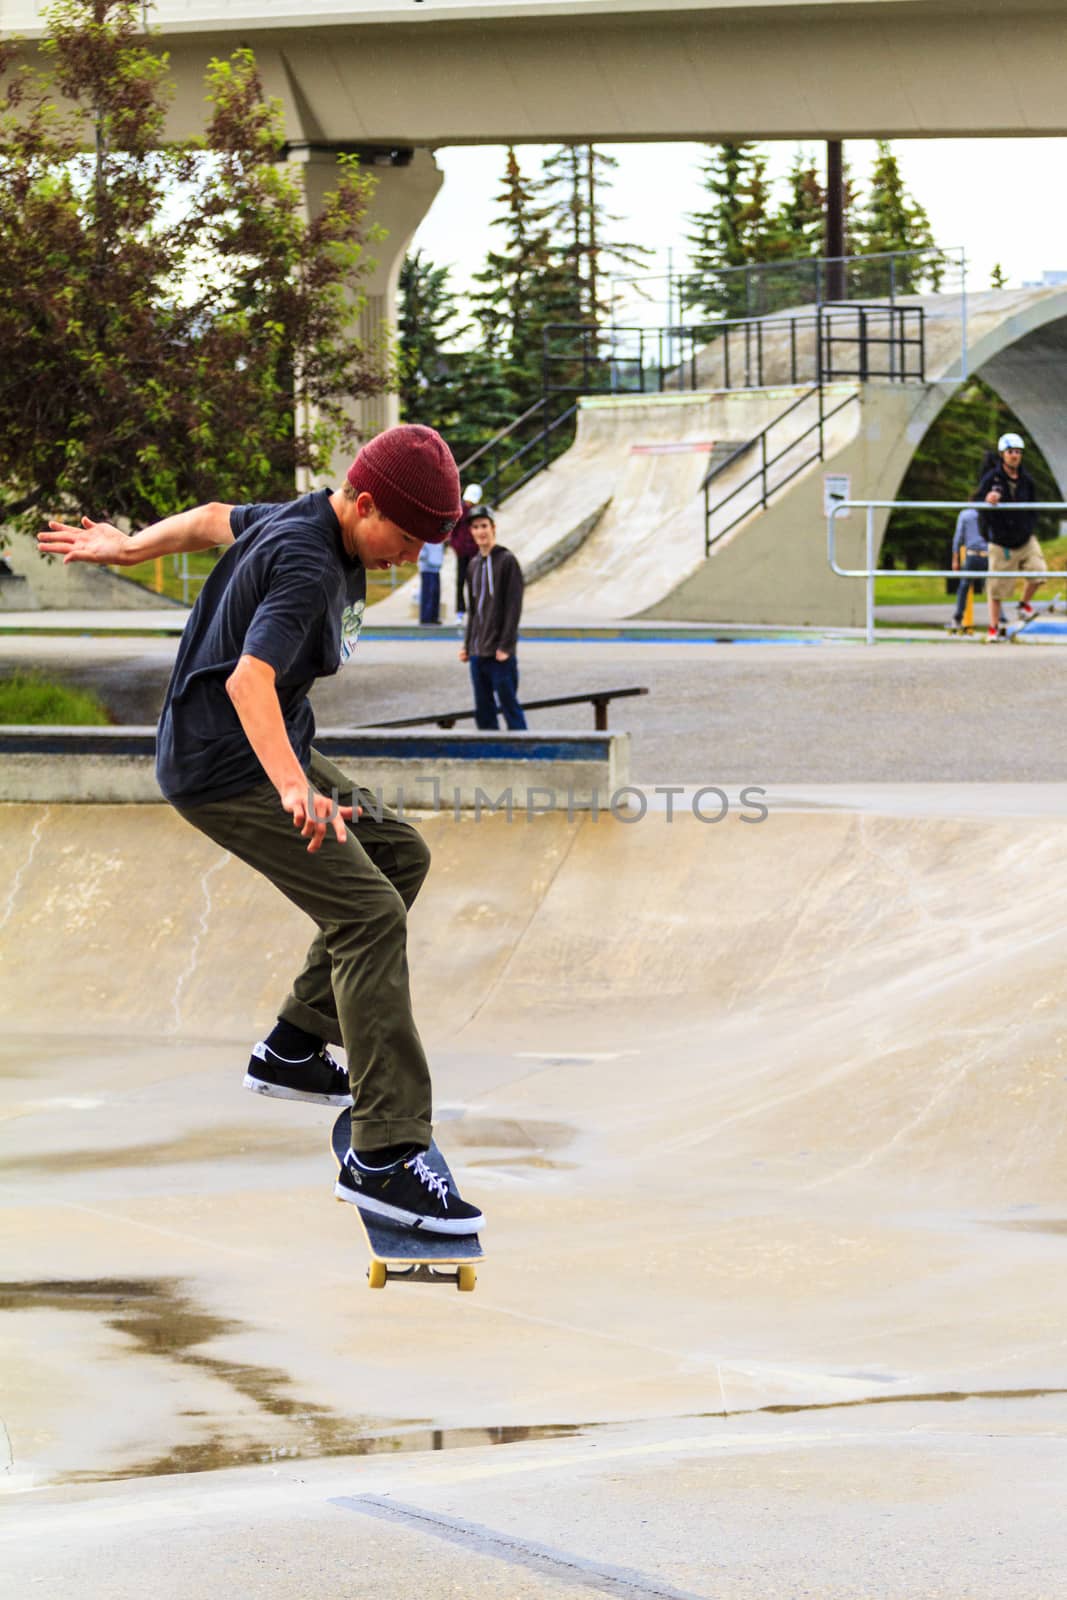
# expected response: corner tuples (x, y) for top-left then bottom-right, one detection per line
(331, 1110), (483, 1291)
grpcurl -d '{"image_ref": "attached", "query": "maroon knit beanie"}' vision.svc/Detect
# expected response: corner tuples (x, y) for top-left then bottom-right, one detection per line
(346, 424), (460, 543)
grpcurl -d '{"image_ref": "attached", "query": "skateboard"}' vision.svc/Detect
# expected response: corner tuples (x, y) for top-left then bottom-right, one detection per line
(330, 1110), (482, 1291)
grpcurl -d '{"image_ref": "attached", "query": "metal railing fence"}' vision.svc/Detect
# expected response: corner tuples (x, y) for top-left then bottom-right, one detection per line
(543, 303), (925, 399)
(827, 499), (1067, 644)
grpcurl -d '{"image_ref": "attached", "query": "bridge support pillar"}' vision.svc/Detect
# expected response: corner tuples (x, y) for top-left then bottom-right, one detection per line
(288, 144), (443, 476)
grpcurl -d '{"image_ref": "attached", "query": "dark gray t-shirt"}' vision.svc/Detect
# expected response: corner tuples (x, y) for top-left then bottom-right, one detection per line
(156, 491), (366, 805)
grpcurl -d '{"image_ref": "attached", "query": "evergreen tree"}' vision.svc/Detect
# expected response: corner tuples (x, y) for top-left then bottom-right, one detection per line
(990, 262), (1008, 289)
(852, 140), (940, 293)
(683, 143), (787, 319)
(541, 143), (651, 330)
(397, 248), (516, 479)
(470, 145), (562, 392)
(397, 250), (462, 433)
(777, 148), (825, 253)
(448, 349), (521, 474)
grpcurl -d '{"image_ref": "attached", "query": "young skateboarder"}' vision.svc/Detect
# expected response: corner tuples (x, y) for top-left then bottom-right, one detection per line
(39, 424), (483, 1236)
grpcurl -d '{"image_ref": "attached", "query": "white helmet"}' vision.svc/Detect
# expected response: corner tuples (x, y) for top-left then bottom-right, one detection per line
(463, 482), (482, 503)
(998, 433), (1025, 452)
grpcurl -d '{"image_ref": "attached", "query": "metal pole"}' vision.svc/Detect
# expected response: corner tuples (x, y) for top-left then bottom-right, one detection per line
(866, 504), (876, 646)
(959, 247), (969, 380)
(859, 306), (868, 382)
(826, 141), (845, 300)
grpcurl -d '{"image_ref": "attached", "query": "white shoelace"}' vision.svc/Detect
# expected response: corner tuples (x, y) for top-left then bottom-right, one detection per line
(407, 1153), (450, 1208)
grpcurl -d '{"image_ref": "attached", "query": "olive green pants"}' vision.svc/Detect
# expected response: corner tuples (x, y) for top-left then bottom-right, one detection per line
(174, 750), (432, 1152)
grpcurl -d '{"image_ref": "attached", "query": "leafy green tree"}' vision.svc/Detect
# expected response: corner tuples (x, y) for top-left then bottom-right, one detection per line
(0, 0), (390, 533)
(990, 262), (1008, 289)
(884, 376), (1059, 570)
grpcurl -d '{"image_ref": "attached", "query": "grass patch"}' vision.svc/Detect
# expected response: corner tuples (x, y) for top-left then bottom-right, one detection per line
(876, 536), (1067, 606)
(0, 672), (110, 725)
(874, 574), (949, 605)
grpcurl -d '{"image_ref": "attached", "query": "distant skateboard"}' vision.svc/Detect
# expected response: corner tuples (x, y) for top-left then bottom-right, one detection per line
(330, 1110), (482, 1291)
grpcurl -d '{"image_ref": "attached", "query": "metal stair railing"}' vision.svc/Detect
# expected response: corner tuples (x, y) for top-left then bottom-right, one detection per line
(703, 384), (861, 555)
(457, 394), (578, 507)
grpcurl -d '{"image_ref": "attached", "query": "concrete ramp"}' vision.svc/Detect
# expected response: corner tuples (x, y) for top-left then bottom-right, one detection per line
(369, 391), (746, 626)
(3, 795), (1067, 1498)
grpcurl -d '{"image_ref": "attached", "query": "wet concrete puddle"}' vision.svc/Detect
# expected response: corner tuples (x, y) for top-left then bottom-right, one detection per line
(5, 1276), (1066, 1489)
(0, 1278), (579, 1484)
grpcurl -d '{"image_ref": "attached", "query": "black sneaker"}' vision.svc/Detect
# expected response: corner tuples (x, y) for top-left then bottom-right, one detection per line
(244, 1040), (352, 1107)
(335, 1149), (484, 1235)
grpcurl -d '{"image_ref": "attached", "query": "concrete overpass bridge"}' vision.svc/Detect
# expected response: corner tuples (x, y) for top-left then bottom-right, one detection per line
(7, 0), (1067, 434)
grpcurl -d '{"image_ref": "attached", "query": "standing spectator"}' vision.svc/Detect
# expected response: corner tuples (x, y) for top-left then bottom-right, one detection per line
(417, 536), (443, 625)
(448, 481), (482, 625)
(458, 506), (527, 730)
(946, 504), (988, 634)
(976, 432), (1046, 642)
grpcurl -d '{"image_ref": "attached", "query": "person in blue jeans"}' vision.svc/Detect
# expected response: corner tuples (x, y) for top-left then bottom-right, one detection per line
(458, 505), (527, 730)
(417, 535), (444, 624)
(947, 504), (988, 634)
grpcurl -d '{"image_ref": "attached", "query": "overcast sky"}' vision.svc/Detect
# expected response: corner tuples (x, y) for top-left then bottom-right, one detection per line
(410, 137), (1065, 325)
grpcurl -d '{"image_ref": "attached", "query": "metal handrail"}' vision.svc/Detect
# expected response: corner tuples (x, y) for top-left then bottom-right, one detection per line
(457, 395), (549, 473)
(705, 387), (861, 553)
(827, 499), (1067, 644)
(456, 397), (579, 507)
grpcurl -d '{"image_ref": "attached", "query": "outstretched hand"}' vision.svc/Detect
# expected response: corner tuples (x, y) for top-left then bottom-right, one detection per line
(38, 517), (127, 566)
(280, 782), (361, 853)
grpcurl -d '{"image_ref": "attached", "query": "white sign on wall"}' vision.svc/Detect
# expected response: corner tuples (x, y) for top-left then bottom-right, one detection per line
(824, 474), (851, 518)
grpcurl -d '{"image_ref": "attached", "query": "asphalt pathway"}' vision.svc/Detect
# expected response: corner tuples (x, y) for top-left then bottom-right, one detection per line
(3, 632), (1066, 783)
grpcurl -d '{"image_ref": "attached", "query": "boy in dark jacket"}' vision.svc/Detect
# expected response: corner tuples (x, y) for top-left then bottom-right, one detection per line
(975, 432), (1046, 640)
(458, 506), (527, 730)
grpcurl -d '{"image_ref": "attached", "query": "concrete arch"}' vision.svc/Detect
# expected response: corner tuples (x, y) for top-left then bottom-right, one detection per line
(850, 284), (1067, 554)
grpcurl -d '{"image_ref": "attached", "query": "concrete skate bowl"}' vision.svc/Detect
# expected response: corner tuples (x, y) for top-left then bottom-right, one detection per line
(2, 796), (1067, 1490)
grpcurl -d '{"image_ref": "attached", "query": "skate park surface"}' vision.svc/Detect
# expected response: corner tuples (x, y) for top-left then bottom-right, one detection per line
(3, 762), (1067, 1596)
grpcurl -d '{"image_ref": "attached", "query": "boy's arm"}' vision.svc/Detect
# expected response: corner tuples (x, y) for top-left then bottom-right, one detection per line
(38, 503), (236, 566)
(225, 654), (354, 853)
(496, 557), (524, 658)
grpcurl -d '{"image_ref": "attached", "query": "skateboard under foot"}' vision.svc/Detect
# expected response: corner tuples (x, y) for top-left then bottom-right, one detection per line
(330, 1110), (483, 1292)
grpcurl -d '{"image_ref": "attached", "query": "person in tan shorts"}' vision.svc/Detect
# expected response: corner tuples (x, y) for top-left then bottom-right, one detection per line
(976, 433), (1046, 641)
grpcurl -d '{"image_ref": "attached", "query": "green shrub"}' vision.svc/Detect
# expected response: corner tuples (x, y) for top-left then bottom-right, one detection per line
(0, 672), (110, 725)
